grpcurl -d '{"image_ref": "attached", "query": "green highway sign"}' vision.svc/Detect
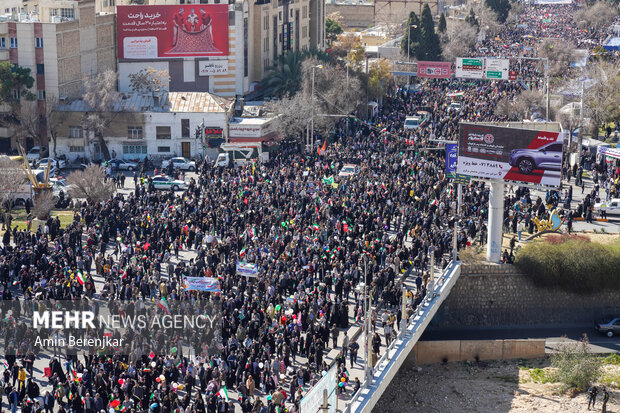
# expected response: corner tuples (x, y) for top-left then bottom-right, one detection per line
(486, 71), (502, 79)
(462, 58), (483, 66)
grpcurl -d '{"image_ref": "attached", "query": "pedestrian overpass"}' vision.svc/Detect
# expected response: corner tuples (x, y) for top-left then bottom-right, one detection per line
(343, 260), (462, 413)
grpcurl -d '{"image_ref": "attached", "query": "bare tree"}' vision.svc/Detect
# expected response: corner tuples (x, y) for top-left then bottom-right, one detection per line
(583, 61), (620, 137)
(13, 102), (44, 149)
(573, 2), (618, 30)
(128, 67), (170, 93)
(0, 158), (28, 228)
(536, 39), (576, 77)
(83, 70), (121, 160)
(45, 95), (66, 159)
(557, 110), (581, 151)
(67, 165), (115, 204)
(442, 20), (478, 61)
(493, 90), (543, 120)
(478, 6), (501, 38)
(266, 59), (363, 142)
(33, 191), (55, 220)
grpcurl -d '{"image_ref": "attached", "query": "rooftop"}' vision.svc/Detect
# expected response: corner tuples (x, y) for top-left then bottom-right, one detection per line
(56, 91), (233, 114)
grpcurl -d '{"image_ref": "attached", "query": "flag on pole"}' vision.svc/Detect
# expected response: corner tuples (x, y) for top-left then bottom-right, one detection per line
(239, 247), (246, 258)
(77, 271), (87, 286)
(158, 297), (171, 315)
(217, 386), (230, 402)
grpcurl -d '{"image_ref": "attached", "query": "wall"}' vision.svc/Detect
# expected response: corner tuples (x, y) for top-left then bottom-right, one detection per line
(325, 4), (374, 28)
(412, 339), (546, 365)
(430, 263), (620, 328)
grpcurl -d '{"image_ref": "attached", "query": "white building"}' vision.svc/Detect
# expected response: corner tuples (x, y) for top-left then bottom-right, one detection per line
(54, 91), (234, 161)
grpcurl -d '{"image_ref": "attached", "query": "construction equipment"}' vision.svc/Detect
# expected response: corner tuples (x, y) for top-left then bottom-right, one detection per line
(17, 143), (52, 193)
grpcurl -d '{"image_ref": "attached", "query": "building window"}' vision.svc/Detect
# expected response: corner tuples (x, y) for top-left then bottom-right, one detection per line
(127, 126), (143, 139)
(123, 144), (147, 154)
(37, 90), (45, 100)
(302, 5), (307, 18)
(156, 126), (171, 139)
(69, 146), (84, 153)
(35, 37), (43, 48)
(10, 38), (17, 48)
(69, 126), (83, 139)
(158, 146), (171, 153)
(60, 8), (74, 18)
(302, 26), (307, 39)
(0, 38), (5, 48)
(181, 119), (190, 138)
(50, 8), (57, 16)
(36, 64), (45, 74)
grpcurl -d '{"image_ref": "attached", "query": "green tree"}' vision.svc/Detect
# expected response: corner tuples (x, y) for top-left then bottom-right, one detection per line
(417, 4), (442, 61)
(401, 12), (421, 59)
(485, 0), (511, 23)
(325, 18), (343, 46)
(261, 50), (330, 98)
(465, 8), (479, 27)
(437, 13), (447, 33)
(0, 62), (35, 105)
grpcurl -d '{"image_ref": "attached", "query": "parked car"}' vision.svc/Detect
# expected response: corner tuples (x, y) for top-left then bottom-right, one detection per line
(102, 159), (139, 171)
(593, 198), (620, 216)
(26, 146), (48, 162)
(596, 317), (620, 337)
(161, 157), (196, 171)
(37, 157), (66, 169)
(508, 142), (563, 174)
(152, 175), (187, 191)
(339, 164), (360, 177)
(448, 102), (462, 112)
(33, 166), (58, 182)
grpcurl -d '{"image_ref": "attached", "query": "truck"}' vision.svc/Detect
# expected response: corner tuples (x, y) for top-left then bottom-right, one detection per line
(214, 143), (273, 167)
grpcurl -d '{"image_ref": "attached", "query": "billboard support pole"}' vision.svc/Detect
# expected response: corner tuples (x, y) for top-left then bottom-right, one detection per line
(452, 183), (462, 262)
(486, 181), (504, 263)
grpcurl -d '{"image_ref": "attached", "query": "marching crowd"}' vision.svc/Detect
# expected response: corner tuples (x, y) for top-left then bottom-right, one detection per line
(0, 2), (619, 413)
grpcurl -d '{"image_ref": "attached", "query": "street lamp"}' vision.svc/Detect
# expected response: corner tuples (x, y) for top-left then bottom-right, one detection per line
(311, 64), (323, 152)
(406, 25), (418, 62)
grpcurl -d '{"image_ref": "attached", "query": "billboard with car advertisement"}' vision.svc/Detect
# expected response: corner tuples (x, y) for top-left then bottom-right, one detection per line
(457, 123), (564, 187)
(117, 5), (229, 60)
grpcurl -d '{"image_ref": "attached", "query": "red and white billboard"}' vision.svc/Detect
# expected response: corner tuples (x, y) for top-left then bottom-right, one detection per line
(417, 61), (452, 79)
(457, 123), (564, 187)
(117, 5), (229, 59)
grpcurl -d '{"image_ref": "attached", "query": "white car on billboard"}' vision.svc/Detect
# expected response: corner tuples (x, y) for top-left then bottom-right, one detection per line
(508, 142), (563, 174)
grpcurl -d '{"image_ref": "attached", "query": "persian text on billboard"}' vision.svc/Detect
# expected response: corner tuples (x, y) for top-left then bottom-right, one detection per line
(456, 123), (563, 187)
(117, 5), (229, 59)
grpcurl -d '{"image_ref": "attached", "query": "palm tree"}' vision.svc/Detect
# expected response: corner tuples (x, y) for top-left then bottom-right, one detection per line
(261, 50), (330, 98)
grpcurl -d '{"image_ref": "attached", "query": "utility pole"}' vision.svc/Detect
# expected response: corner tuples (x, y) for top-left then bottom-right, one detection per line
(311, 65), (323, 152)
(365, 55), (369, 120)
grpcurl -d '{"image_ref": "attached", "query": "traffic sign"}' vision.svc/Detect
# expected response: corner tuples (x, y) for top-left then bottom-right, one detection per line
(509, 70), (518, 80)
(454, 173), (471, 185)
(455, 58), (484, 79)
(484, 58), (509, 80)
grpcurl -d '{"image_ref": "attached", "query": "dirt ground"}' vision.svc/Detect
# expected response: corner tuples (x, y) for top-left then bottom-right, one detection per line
(375, 358), (620, 413)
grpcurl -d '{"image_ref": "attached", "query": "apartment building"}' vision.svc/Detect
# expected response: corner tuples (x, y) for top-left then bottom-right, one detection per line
(0, 0), (116, 152)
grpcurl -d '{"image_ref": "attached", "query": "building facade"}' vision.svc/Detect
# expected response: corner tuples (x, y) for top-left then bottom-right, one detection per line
(54, 91), (233, 161)
(0, 0), (116, 152)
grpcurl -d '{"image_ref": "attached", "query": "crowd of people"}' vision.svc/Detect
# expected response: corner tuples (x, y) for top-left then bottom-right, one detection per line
(0, 2), (619, 413)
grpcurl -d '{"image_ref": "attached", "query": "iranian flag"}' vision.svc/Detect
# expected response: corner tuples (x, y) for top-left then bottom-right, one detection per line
(239, 247), (247, 258)
(158, 297), (171, 315)
(217, 386), (230, 402)
(77, 271), (87, 286)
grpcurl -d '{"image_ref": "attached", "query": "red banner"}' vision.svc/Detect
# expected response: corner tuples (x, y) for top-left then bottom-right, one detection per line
(417, 61), (452, 79)
(117, 5), (229, 59)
